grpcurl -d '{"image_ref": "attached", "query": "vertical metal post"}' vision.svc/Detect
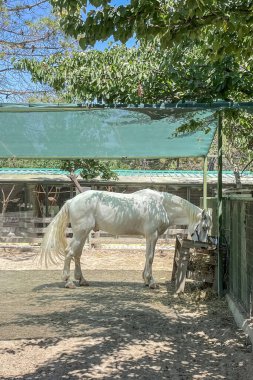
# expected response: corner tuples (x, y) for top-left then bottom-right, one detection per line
(70, 185), (74, 199)
(45, 185), (49, 217)
(250, 292), (252, 320)
(217, 111), (223, 296)
(187, 186), (191, 202)
(24, 183), (28, 211)
(203, 155), (208, 209)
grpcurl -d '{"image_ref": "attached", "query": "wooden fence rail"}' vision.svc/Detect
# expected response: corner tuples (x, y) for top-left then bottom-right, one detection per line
(0, 214), (188, 243)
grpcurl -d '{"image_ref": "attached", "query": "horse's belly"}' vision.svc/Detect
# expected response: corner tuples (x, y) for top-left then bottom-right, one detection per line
(97, 219), (144, 236)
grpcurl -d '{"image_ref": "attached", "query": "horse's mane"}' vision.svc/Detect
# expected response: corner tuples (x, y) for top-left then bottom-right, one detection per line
(162, 192), (202, 224)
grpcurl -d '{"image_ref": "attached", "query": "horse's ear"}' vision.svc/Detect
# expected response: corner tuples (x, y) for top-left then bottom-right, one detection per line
(201, 209), (209, 219)
(197, 210), (208, 220)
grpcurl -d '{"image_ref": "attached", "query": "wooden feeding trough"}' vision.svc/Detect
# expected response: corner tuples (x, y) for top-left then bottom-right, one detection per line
(172, 236), (217, 294)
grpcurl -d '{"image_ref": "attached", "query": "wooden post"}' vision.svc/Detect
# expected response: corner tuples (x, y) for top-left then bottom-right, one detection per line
(175, 247), (190, 293)
(171, 236), (181, 281)
(172, 237), (214, 293)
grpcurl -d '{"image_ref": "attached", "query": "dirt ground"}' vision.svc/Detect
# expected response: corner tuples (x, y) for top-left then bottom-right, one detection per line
(0, 242), (252, 380)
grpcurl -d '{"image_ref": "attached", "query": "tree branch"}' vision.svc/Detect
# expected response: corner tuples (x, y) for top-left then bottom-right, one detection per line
(0, 89), (53, 95)
(1, 1), (48, 13)
(67, 173), (84, 193)
(0, 32), (55, 47)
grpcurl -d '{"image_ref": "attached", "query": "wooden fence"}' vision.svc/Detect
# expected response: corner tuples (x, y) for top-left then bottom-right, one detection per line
(0, 212), (188, 244)
(223, 195), (253, 317)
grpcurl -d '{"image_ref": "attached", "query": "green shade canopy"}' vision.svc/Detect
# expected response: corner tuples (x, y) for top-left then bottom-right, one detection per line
(0, 105), (217, 159)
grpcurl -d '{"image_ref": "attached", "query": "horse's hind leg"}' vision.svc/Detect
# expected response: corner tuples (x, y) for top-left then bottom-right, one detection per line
(143, 231), (159, 289)
(74, 232), (90, 286)
(62, 231), (86, 288)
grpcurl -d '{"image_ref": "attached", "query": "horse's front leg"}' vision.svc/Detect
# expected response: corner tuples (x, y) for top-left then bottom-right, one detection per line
(143, 231), (159, 289)
(74, 232), (90, 286)
(62, 246), (76, 289)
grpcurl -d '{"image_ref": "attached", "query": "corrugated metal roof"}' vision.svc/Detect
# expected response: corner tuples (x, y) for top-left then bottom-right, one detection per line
(0, 168), (69, 175)
(114, 169), (252, 179)
(0, 168), (252, 179)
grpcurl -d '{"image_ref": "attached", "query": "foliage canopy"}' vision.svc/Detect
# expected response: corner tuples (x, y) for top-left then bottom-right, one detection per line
(49, 0), (253, 60)
(16, 42), (253, 103)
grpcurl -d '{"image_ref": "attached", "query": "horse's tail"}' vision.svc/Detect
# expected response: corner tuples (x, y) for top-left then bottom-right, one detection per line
(38, 200), (71, 267)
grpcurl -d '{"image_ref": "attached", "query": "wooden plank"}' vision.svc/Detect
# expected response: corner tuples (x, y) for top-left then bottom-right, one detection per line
(240, 203), (248, 309)
(175, 247), (190, 294)
(179, 238), (213, 250)
(171, 236), (181, 281)
(26, 227), (72, 234)
(0, 244), (35, 250)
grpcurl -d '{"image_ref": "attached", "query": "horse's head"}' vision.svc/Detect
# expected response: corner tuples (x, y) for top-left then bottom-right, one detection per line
(190, 209), (212, 242)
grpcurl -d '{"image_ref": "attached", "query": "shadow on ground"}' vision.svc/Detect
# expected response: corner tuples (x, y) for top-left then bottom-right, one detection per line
(0, 270), (252, 379)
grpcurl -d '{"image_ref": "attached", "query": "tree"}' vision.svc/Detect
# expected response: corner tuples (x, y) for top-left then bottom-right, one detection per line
(0, 185), (20, 216)
(16, 42), (253, 103)
(60, 159), (118, 192)
(49, 0), (253, 59)
(222, 109), (253, 178)
(46, 1), (253, 101)
(17, 44), (177, 103)
(0, 0), (78, 101)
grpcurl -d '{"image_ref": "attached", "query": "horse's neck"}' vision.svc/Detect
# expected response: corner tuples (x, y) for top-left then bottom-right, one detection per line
(162, 193), (201, 225)
(185, 202), (202, 224)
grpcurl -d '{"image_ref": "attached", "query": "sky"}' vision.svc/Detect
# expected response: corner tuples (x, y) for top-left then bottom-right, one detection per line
(85, 0), (134, 51)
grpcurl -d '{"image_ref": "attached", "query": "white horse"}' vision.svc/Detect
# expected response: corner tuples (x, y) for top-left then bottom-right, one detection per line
(40, 189), (212, 289)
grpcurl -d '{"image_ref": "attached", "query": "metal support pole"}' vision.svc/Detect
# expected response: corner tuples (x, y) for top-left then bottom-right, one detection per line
(70, 185), (74, 199)
(203, 156), (208, 209)
(217, 111), (223, 296)
(187, 186), (191, 202)
(45, 185), (49, 217)
(24, 183), (28, 211)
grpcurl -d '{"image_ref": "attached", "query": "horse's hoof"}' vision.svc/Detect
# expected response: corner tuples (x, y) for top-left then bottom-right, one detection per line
(65, 282), (76, 289)
(149, 283), (159, 289)
(79, 279), (90, 286)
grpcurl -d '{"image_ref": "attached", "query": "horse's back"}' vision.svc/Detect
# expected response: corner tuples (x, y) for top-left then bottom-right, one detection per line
(95, 190), (165, 235)
(68, 189), (169, 236)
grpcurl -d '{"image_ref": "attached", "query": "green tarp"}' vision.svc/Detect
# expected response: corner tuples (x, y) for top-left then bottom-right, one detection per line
(0, 105), (217, 159)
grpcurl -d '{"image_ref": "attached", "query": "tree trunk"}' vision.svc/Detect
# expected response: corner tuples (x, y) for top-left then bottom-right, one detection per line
(234, 167), (242, 189)
(67, 173), (84, 193)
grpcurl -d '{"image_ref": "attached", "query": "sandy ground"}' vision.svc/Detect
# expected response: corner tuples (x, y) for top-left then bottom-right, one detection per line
(0, 243), (252, 379)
